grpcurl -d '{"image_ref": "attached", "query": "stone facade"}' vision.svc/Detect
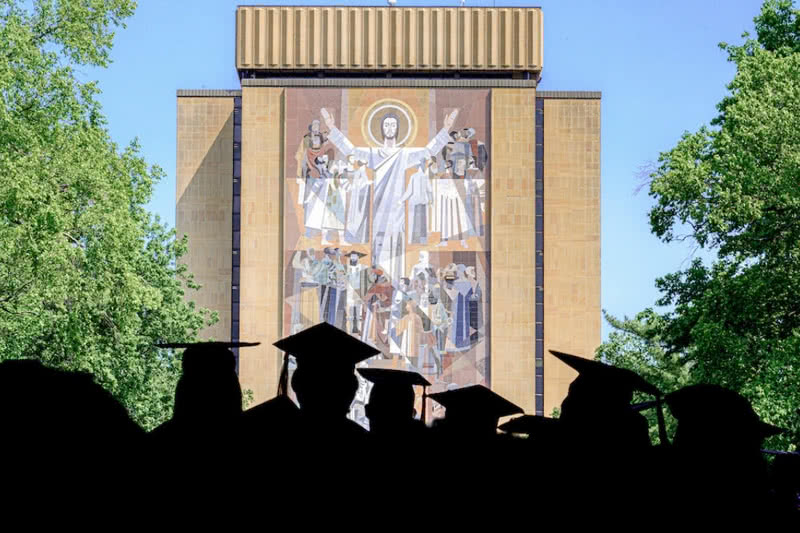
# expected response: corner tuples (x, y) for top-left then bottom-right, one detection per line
(176, 96), (234, 343)
(490, 88), (538, 414)
(238, 87), (285, 402)
(542, 97), (602, 416)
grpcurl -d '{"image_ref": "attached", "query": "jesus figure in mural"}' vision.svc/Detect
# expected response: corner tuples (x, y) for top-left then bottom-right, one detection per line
(321, 107), (459, 287)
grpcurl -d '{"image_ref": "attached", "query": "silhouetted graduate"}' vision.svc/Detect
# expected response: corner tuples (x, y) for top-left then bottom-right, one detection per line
(257, 323), (381, 498)
(425, 385), (526, 512)
(357, 368), (429, 437)
(668, 384), (783, 449)
(429, 384), (523, 439)
(354, 368), (432, 491)
(273, 322), (379, 442)
(550, 349), (661, 451)
(664, 384), (785, 518)
(149, 341), (256, 474)
(547, 350), (668, 514)
(152, 341), (253, 428)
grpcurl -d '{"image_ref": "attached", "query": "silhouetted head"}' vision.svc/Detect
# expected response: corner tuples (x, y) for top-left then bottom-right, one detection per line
(173, 344), (243, 424)
(359, 368), (429, 434)
(291, 364), (358, 419)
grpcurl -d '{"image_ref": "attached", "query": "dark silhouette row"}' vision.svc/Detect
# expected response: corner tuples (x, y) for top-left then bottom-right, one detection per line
(1, 322), (797, 521)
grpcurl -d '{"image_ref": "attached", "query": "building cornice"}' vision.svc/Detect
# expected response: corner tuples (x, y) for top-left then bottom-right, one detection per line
(239, 77), (537, 88)
(236, 6), (543, 75)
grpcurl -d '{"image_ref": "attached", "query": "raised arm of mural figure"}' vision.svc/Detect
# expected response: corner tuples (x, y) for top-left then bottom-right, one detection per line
(322, 108), (372, 162)
(321, 107), (336, 130)
(405, 110), (460, 168)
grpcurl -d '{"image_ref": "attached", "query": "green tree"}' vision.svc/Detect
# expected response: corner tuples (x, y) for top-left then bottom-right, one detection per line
(0, 0), (215, 430)
(599, 0), (800, 449)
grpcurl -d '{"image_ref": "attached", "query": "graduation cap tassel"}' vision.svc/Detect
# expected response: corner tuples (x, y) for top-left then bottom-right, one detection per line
(421, 387), (428, 426)
(656, 396), (670, 446)
(277, 353), (289, 397)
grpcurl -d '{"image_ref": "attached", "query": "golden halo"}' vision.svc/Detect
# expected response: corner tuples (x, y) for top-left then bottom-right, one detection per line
(361, 98), (418, 148)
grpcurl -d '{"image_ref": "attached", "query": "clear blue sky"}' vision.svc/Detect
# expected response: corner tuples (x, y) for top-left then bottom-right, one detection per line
(88, 0), (764, 339)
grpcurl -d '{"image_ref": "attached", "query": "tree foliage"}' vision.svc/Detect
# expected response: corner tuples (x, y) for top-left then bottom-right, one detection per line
(0, 0), (215, 429)
(600, 0), (800, 448)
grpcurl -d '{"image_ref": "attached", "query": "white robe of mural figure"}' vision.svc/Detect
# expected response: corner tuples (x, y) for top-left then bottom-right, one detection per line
(344, 158), (372, 244)
(399, 162), (434, 244)
(322, 108), (458, 287)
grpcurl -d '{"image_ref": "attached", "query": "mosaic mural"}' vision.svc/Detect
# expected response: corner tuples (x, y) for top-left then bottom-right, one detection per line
(283, 89), (491, 426)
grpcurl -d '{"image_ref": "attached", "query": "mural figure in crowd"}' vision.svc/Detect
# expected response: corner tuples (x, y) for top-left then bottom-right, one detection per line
(296, 121), (335, 238)
(465, 159), (486, 237)
(399, 159), (434, 245)
(290, 248), (321, 333)
(363, 267), (393, 353)
(286, 92), (491, 424)
(320, 160), (348, 245)
(345, 250), (369, 335)
(317, 247), (344, 328)
(344, 155), (372, 244)
(434, 160), (472, 249)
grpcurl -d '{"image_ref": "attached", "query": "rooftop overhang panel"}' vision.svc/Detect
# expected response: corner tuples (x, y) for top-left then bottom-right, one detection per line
(235, 6), (543, 74)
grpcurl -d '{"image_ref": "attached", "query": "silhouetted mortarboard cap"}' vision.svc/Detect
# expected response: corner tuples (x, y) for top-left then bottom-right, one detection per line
(761, 449), (800, 457)
(429, 385), (523, 418)
(273, 322), (380, 370)
(155, 341), (260, 349)
(357, 368), (431, 388)
(499, 415), (561, 436)
(156, 342), (258, 375)
(549, 350), (661, 397)
(631, 400), (660, 412)
(665, 384), (784, 438)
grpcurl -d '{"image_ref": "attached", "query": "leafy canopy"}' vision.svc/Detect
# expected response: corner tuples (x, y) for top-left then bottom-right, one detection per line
(599, 0), (800, 449)
(0, 0), (215, 429)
